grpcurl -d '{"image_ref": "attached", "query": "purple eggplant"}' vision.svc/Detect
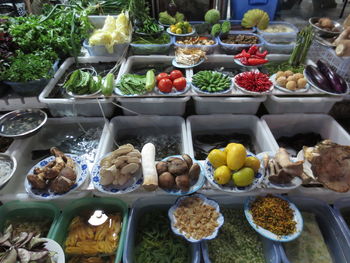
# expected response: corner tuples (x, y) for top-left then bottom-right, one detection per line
(305, 65), (333, 92)
(316, 60), (347, 93)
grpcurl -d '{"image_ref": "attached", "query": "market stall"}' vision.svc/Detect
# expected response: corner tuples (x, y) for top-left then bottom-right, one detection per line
(0, 0), (350, 262)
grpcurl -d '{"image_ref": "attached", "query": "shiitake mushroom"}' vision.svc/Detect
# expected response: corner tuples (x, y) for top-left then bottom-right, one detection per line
(167, 158), (188, 175)
(159, 172), (175, 189)
(156, 161), (168, 175)
(175, 175), (190, 191)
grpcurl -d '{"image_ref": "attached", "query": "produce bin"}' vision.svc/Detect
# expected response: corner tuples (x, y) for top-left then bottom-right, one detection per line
(278, 196), (350, 263)
(189, 55), (266, 114)
(130, 34), (173, 55)
(257, 21), (299, 38)
(101, 116), (189, 156)
(116, 56), (189, 116)
(201, 195), (280, 263)
(83, 39), (129, 57)
(174, 35), (218, 54)
(0, 117), (108, 201)
(39, 57), (123, 117)
(262, 34), (296, 54)
(218, 33), (264, 54)
(123, 196), (201, 263)
(0, 200), (60, 237)
(49, 197), (128, 263)
(186, 114), (277, 159)
(230, 0), (279, 20)
(263, 95), (342, 114)
(333, 198), (350, 246)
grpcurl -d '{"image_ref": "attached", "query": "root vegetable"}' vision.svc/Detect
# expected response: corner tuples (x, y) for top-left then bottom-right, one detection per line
(276, 76), (287, 87)
(188, 163), (200, 181)
(335, 40), (350, 57)
(334, 27), (350, 46)
(297, 78), (307, 89)
(286, 81), (297, 90)
(141, 143), (158, 191)
(182, 154), (193, 168)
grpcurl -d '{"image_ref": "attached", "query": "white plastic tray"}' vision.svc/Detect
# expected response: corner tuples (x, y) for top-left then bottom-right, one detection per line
(39, 57), (125, 117)
(0, 117), (109, 202)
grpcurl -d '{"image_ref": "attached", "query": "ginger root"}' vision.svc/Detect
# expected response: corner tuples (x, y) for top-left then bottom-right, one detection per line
(334, 27), (350, 57)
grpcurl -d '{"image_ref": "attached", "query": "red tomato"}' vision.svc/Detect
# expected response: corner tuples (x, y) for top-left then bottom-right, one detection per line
(169, 70), (183, 81)
(156, 73), (170, 83)
(173, 77), (187, 91)
(158, 78), (173, 93)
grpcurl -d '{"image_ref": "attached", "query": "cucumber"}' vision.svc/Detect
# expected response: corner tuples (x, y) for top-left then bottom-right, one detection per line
(145, 70), (156, 92)
(102, 73), (114, 96)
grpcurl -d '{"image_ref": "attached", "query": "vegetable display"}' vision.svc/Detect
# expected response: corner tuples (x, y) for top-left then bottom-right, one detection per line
(132, 34), (170, 45)
(221, 34), (260, 45)
(135, 210), (190, 262)
(235, 71), (272, 92)
(63, 70), (102, 95)
(234, 45), (268, 66)
(116, 73), (147, 95)
(175, 47), (206, 66)
(156, 70), (186, 93)
(289, 26), (313, 66)
(192, 71), (231, 93)
(274, 70), (307, 90)
(208, 208), (265, 263)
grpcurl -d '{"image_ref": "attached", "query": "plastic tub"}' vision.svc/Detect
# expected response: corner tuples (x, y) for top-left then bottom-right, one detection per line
(116, 55), (189, 116)
(333, 198), (350, 246)
(123, 196), (201, 263)
(83, 39), (129, 57)
(130, 34), (173, 55)
(218, 33), (264, 54)
(230, 0), (279, 20)
(263, 95), (342, 114)
(262, 34), (296, 54)
(174, 35), (218, 54)
(201, 195), (280, 263)
(0, 200), (60, 237)
(257, 21), (299, 38)
(49, 197), (128, 263)
(279, 196), (350, 263)
(39, 56), (122, 117)
(186, 114), (277, 159)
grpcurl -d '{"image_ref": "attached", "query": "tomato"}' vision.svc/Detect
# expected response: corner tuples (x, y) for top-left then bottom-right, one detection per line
(169, 70), (183, 81)
(173, 77), (187, 91)
(158, 78), (173, 93)
(156, 73), (170, 83)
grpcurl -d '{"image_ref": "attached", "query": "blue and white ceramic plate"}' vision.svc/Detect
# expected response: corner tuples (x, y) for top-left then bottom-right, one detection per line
(233, 58), (264, 68)
(191, 72), (233, 95)
(155, 81), (191, 96)
(205, 151), (264, 193)
(91, 152), (142, 195)
(172, 58), (205, 69)
(25, 154), (88, 200)
(167, 27), (196, 37)
(244, 194), (303, 242)
(257, 151), (303, 190)
(233, 72), (274, 95)
(160, 155), (206, 195)
(168, 194), (224, 243)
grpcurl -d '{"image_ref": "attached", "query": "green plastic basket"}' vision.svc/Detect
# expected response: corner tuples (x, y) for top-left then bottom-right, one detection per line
(48, 197), (128, 263)
(0, 200), (60, 237)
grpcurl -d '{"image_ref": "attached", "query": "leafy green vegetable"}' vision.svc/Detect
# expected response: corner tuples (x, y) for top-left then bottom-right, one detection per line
(135, 210), (190, 263)
(132, 34), (170, 45)
(0, 50), (57, 82)
(159, 11), (176, 25)
(66, 0), (130, 15)
(116, 73), (147, 95)
(208, 208), (265, 263)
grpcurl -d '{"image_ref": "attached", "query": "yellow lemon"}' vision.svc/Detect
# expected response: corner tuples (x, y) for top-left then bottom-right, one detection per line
(214, 165), (231, 185)
(244, 156), (261, 173)
(187, 26), (192, 33)
(224, 143), (239, 153)
(170, 25), (176, 31)
(232, 167), (254, 187)
(226, 143), (247, 171)
(208, 149), (227, 168)
(176, 28), (182, 34)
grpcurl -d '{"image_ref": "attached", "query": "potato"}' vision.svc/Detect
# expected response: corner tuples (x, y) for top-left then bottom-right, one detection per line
(293, 73), (304, 80)
(182, 154), (193, 169)
(276, 76), (287, 87)
(284, 70), (294, 77)
(188, 163), (201, 182)
(159, 172), (175, 190)
(168, 158), (188, 175)
(175, 175), (190, 191)
(287, 76), (296, 82)
(297, 78), (307, 89)
(286, 81), (297, 90)
(275, 71), (285, 79)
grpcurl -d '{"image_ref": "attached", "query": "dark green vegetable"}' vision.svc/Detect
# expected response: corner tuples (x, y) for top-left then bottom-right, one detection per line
(63, 69), (103, 95)
(135, 210), (190, 263)
(288, 26), (313, 66)
(192, 70), (231, 93)
(211, 23), (221, 37)
(116, 74), (147, 95)
(208, 208), (265, 263)
(221, 21), (231, 34)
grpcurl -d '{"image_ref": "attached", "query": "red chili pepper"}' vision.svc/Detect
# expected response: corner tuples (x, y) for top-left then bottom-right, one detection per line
(234, 49), (251, 59)
(239, 57), (248, 65)
(248, 45), (259, 55)
(235, 71), (272, 92)
(247, 58), (268, 65)
(256, 50), (268, 58)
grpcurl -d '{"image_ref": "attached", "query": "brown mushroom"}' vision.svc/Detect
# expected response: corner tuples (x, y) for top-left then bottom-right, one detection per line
(175, 175), (190, 191)
(188, 163), (200, 182)
(159, 172), (175, 189)
(182, 154), (193, 169)
(168, 158), (188, 175)
(156, 161), (168, 175)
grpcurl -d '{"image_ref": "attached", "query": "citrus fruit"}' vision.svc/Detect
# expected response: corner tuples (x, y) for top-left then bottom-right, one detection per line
(214, 165), (231, 185)
(208, 149), (227, 168)
(176, 28), (182, 34)
(232, 167), (254, 187)
(226, 143), (247, 171)
(224, 143), (239, 153)
(244, 156), (261, 173)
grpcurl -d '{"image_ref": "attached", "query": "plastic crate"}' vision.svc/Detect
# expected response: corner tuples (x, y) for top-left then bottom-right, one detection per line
(186, 114), (277, 159)
(130, 34), (173, 55)
(49, 197), (128, 263)
(201, 195), (280, 263)
(0, 200), (60, 237)
(279, 196), (350, 263)
(218, 33), (264, 54)
(230, 0), (279, 20)
(123, 196), (201, 263)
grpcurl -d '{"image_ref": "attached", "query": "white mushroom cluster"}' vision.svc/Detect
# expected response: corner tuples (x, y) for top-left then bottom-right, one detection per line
(100, 144), (141, 186)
